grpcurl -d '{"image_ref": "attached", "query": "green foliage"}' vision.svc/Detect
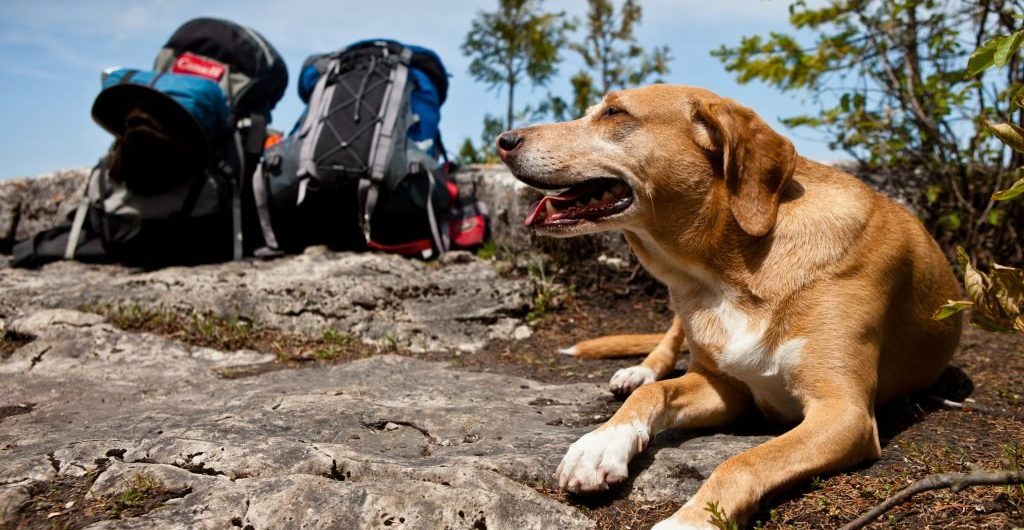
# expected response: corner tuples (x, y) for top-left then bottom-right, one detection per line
(320, 328), (355, 357)
(993, 177), (1024, 200)
(476, 240), (499, 260)
(457, 113), (506, 165)
(713, 0), (1024, 265)
(105, 473), (160, 515)
(930, 16), (1024, 334)
(553, 0), (671, 119)
(934, 246), (1024, 333)
(967, 29), (1024, 78)
(462, 0), (572, 129)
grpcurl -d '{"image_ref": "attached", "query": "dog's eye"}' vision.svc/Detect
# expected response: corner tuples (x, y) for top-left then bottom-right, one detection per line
(603, 106), (623, 118)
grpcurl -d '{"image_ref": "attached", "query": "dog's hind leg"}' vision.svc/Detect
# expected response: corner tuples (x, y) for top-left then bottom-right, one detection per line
(556, 364), (750, 494)
(609, 315), (686, 395)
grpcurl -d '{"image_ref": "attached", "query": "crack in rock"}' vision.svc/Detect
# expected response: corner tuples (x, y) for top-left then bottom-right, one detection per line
(27, 347), (50, 371)
(362, 419), (436, 443)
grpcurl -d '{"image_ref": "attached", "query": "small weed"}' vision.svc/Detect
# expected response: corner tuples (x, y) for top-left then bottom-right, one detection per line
(105, 473), (160, 515)
(705, 500), (739, 530)
(524, 257), (571, 322)
(322, 328), (355, 345)
(378, 330), (398, 350)
(312, 348), (340, 361)
(476, 240), (498, 260)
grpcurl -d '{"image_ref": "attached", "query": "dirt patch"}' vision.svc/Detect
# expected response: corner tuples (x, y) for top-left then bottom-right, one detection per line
(538, 486), (681, 530)
(0, 331), (34, 360)
(0, 402), (34, 424)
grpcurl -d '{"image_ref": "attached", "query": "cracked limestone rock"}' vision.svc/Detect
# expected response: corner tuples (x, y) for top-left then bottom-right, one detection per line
(0, 250), (531, 353)
(0, 310), (768, 529)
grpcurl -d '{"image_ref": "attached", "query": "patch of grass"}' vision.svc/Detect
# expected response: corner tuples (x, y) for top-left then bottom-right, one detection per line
(524, 257), (574, 323)
(104, 473), (160, 515)
(322, 328), (355, 345)
(476, 239), (498, 260)
(313, 328), (357, 360)
(79, 303), (371, 366)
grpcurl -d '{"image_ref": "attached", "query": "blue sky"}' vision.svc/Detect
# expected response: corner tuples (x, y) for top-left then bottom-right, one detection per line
(0, 0), (837, 179)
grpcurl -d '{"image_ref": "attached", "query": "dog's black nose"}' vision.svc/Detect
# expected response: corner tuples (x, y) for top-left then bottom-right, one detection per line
(496, 131), (523, 152)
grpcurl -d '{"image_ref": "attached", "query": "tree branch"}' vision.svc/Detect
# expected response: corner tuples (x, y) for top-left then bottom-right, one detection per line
(840, 469), (1024, 530)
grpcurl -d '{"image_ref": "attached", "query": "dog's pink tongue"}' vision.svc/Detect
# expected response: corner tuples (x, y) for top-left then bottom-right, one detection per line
(525, 196), (551, 226)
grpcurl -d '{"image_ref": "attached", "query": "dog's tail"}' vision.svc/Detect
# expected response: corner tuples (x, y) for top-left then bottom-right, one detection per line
(559, 334), (665, 359)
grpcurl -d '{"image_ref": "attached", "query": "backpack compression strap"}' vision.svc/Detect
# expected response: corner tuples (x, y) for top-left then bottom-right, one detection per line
(359, 46), (413, 243)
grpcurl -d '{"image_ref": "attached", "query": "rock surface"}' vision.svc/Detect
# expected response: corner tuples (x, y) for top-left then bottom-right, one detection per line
(0, 250), (531, 353)
(0, 168), (86, 253)
(0, 168), (776, 529)
(0, 308), (768, 529)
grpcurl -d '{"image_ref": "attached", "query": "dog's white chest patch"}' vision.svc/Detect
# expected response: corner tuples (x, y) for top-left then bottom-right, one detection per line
(686, 296), (805, 421)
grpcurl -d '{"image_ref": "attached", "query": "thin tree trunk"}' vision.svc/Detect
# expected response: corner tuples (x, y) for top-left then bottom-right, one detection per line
(507, 79), (515, 131)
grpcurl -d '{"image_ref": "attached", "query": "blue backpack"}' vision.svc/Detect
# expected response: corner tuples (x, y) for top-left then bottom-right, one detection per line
(253, 39), (487, 259)
(12, 18), (288, 268)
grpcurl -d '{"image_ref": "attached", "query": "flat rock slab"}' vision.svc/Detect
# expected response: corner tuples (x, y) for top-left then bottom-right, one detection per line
(0, 250), (532, 353)
(0, 310), (767, 529)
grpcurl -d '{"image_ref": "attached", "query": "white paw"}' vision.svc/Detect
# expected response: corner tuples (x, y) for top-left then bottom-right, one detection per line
(610, 365), (656, 395)
(555, 421), (650, 493)
(559, 345), (578, 356)
(651, 518), (715, 530)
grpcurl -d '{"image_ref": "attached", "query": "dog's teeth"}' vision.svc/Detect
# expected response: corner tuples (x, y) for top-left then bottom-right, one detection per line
(545, 201), (557, 214)
(588, 197), (601, 205)
(601, 191), (614, 201)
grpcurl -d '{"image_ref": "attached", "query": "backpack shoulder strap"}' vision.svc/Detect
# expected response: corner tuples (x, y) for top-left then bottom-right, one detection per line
(64, 160), (103, 260)
(296, 58), (340, 180)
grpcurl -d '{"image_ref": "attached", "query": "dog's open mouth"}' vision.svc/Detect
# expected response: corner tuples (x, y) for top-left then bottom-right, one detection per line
(525, 178), (634, 227)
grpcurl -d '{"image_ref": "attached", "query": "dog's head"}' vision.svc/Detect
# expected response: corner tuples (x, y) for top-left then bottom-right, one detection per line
(497, 85), (797, 241)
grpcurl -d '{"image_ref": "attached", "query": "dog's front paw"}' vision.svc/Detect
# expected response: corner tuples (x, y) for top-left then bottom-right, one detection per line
(555, 422), (650, 493)
(610, 365), (656, 395)
(651, 518), (715, 530)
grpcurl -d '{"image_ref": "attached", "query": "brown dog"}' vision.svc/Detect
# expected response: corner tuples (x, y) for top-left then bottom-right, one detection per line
(497, 85), (961, 529)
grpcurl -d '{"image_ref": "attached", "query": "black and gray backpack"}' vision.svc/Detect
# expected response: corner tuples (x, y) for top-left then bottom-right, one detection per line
(253, 39), (487, 259)
(12, 17), (287, 268)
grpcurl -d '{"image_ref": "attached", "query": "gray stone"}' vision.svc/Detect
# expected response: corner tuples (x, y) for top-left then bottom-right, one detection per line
(0, 168), (86, 251)
(0, 480), (33, 525)
(0, 251), (531, 353)
(0, 310), (765, 529)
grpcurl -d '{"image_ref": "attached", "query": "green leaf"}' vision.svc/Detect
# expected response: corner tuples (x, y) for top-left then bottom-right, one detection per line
(984, 120), (1024, 153)
(966, 38), (999, 78)
(939, 212), (962, 230)
(994, 31), (1024, 68)
(955, 245), (970, 270)
(933, 300), (972, 320)
(987, 208), (1005, 225)
(1012, 83), (1024, 108)
(992, 177), (1024, 201)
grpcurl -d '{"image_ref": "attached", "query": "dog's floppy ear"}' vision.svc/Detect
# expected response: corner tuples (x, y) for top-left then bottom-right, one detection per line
(691, 99), (796, 237)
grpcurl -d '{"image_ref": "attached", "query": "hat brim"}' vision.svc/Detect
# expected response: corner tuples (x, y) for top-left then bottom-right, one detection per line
(92, 84), (212, 161)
